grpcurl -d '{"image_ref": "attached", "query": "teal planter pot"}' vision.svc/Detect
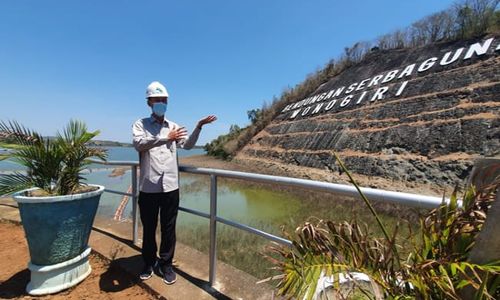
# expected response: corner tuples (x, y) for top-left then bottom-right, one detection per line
(13, 184), (105, 295)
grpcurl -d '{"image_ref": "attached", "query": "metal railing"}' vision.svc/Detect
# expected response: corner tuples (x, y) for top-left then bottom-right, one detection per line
(90, 159), (447, 286)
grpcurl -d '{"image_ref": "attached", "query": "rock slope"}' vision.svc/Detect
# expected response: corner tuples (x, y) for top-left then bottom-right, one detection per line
(236, 35), (500, 189)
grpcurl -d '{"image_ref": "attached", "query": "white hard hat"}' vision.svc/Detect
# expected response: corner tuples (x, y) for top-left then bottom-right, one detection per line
(146, 81), (169, 99)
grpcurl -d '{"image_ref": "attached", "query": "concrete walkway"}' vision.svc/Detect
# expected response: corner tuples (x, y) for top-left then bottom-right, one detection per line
(0, 197), (278, 300)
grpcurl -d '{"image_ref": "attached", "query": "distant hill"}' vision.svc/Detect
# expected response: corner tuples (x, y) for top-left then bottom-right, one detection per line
(88, 140), (132, 147)
(0, 137), (132, 148)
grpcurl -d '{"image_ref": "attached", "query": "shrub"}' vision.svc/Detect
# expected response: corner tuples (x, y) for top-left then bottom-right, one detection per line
(266, 153), (500, 299)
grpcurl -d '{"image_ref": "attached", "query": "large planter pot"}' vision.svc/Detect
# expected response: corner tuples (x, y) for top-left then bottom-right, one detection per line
(13, 184), (105, 295)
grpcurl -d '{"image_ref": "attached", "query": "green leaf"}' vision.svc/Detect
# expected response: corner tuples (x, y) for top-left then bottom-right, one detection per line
(0, 172), (34, 196)
(450, 263), (457, 276)
(473, 272), (487, 300)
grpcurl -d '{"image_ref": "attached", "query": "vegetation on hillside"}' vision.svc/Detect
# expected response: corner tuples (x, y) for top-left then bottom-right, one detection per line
(205, 124), (244, 159)
(205, 0), (500, 159)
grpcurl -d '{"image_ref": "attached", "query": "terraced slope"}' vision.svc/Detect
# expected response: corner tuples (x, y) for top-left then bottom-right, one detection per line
(236, 36), (500, 189)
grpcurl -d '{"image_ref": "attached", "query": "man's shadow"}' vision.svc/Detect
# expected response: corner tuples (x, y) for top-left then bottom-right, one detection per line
(99, 255), (143, 293)
(0, 269), (30, 299)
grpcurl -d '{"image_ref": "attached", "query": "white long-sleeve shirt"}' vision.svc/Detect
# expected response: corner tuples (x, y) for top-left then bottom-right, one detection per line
(132, 116), (201, 193)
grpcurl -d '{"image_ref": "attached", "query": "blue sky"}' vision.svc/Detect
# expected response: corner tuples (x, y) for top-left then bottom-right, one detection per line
(0, 0), (456, 144)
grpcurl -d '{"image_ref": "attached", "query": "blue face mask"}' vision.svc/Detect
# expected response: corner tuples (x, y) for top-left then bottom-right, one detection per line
(152, 102), (167, 117)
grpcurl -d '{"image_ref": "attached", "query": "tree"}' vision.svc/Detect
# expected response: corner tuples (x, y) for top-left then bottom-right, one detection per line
(229, 124), (241, 135)
(454, 0), (499, 38)
(247, 109), (262, 124)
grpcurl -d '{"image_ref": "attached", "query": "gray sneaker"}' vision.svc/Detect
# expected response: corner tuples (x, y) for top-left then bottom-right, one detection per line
(159, 265), (177, 285)
(139, 264), (154, 280)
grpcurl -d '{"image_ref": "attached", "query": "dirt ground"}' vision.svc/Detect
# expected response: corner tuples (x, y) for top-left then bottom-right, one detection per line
(0, 220), (161, 300)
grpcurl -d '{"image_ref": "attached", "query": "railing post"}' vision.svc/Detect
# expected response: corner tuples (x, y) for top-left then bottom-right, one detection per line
(209, 174), (217, 286)
(131, 165), (139, 245)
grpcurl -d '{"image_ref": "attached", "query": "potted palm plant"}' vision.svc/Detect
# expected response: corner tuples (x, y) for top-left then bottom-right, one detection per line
(0, 120), (107, 295)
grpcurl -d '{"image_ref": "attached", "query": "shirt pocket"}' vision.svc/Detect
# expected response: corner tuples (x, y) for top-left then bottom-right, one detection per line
(169, 140), (177, 153)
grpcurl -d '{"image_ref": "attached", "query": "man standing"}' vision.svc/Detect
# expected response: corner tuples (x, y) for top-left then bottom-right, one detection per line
(133, 81), (216, 284)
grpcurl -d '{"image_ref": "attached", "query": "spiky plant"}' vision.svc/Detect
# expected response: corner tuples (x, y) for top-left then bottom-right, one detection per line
(267, 153), (500, 300)
(406, 183), (500, 299)
(0, 120), (107, 196)
(267, 220), (403, 300)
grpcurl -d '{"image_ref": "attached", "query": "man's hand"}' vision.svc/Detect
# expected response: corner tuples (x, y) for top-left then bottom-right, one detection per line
(168, 127), (188, 141)
(197, 115), (217, 129)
